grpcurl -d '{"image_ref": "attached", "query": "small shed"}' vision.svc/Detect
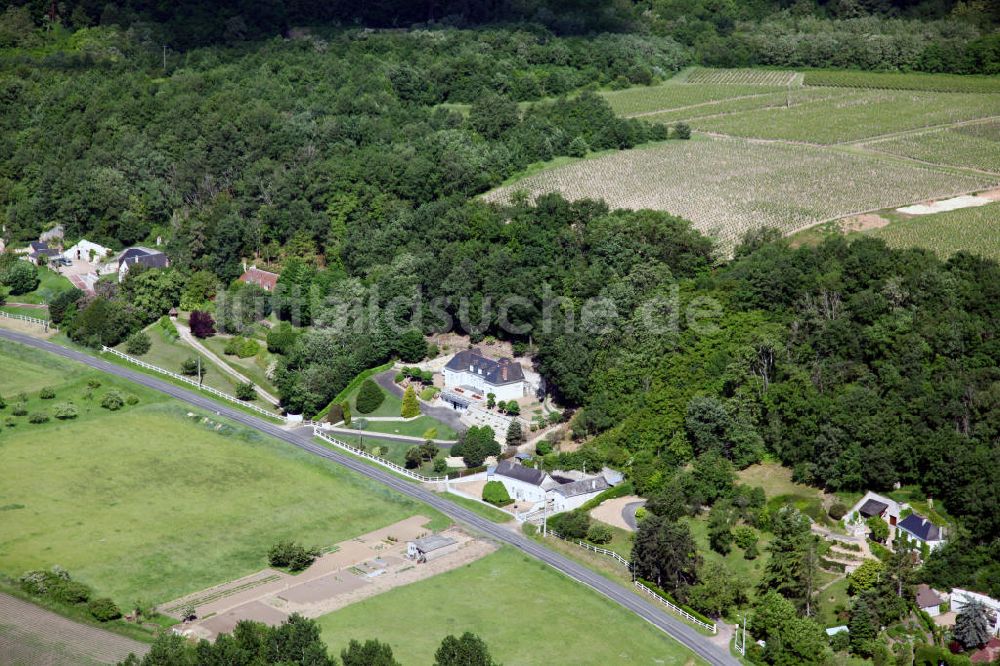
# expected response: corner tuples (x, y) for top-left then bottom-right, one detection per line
(915, 584), (944, 616)
(407, 535), (459, 563)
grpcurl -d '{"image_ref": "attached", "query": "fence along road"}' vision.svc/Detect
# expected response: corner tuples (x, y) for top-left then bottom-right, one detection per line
(0, 328), (737, 666)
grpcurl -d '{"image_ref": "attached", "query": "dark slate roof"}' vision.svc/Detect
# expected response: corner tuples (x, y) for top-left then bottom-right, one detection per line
(445, 348), (525, 386)
(898, 513), (942, 542)
(915, 584), (943, 609)
(29, 241), (49, 252)
(494, 460), (547, 486)
(119, 247), (168, 270)
(859, 499), (888, 517)
(552, 476), (609, 499)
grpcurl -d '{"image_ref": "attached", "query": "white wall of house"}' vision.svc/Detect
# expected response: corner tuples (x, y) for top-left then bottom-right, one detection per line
(921, 603), (942, 617)
(63, 240), (111, 263)
(442, 367), (523, 401)
(496, 476), (547, 503)
(897, 527), (946, 551)
(552, 490), (603, 513)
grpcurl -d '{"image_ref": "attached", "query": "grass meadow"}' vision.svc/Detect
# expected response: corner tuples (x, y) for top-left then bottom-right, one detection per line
(0, 340), (447, 607)
(317, 547), (702, 666)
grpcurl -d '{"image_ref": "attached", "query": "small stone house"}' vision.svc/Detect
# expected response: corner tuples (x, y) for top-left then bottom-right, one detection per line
(406, 535), (459, 563)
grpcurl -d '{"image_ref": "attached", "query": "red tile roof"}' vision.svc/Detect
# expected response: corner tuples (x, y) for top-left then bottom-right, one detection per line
(238, 267), (279, 291)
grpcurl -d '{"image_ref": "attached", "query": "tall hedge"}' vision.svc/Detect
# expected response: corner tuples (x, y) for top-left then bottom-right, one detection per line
(355, 379), (384, 414)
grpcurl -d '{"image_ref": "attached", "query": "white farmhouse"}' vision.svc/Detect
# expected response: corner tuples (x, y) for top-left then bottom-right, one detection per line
(550, 476), (610, 513)
(443, 348), (526, 401)
(117, 247), (169, 282)
(64, 239), (112, 264)
(491, 460), (553, 503)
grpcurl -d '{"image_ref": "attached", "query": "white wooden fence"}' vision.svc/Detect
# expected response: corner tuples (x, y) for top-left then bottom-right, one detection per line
(101, 346), (282, 421)
(0, 310), (56, 331)
(312, 427), (446, 483)
(547, 530), (632, 568)
(633, 580), (717, 634)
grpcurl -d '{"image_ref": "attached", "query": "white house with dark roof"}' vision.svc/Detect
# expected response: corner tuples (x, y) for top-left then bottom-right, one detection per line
(118, 247), (169, 282)
(490, 460), (553, 503)
(915, 584), (945, 617)
(897, 512), (946, 551)
(443, 348), (526, 401)
(843, 492), (903, 537)
(551, 476), (610, 513)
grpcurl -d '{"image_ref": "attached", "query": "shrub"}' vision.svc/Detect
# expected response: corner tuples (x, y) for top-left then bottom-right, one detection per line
(4, 417), (15, 427)
(158, 316), (179, 341)
(54, 403), (78, 420)
(535, 440), (553, 456)
(400, 385), (420, 418)
(87, 378), (102, 389)
(125, 395), (139, 405)
(101, 390), (124, 411)
(28, 412), (50, 424)
(52, 580), (91, 604)
(235, 382), (256, 401)
(125, 331), (151, 356)
(394, 372), (405, 383)
(225, 336), (260, 358)
(189, 310), (215, 338)
(828, 501), (848, 520)
(733, 526), (759, 551)
(180, 357), (208, 380)
(505, 400), (520, 416)
(433, 457), (448, 473)
(268, 541), (320, 572)
(39, 387), (56, 400)
(11, 402), (27, 416)
(420, 386), (439, 401)
(586, 524), (613, 544)
(265, 322), (297, 354)
(634, 507), (648, 522)
(482, 481), (513, 506)
(673, 122), (691, 140)
(0, 260), (39, 294)
(88, 597), (121, 622)
(355, 379), (384, 414)
(0, 395), (5, 410)
(549, 510), (591, 539)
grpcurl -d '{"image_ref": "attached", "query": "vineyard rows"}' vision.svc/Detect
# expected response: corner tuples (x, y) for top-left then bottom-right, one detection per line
(599, 82), (787, 117)
(867, 202), (1000, 262)
(640, 87), (852, 124)
(483, 136), (998, 254)
(804, 70), (1000, 94)
(687, 68), (801, 86)
(693, 89), (1000, 144)
(861, 120), (1000, 175)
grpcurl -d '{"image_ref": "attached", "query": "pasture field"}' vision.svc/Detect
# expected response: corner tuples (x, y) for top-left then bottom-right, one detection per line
(0, 340), (446, 608)
(804, 69), (1000, 93)
(483, 136), (995, 251)
(599, 82), (788, 117)
(201, 335), (280, 396)
(686, 67), (801, 86)
(693, 89), (1000, 144)
(114, 322), (238, 395)
(6, 267), (74, 305)
(316, 547), (702, 666)
(861, 120), (1000, 174)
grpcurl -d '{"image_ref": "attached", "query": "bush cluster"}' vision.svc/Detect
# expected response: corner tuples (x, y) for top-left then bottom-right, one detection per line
(224, 336), (260, 358)
(18, 567), (121, 622)
(482, 481), (513, 506)
(548, 510), (591, 539)
(354, 379), (384, 414)
(268, 541), (320, 572)
(101, 390), (124, 411)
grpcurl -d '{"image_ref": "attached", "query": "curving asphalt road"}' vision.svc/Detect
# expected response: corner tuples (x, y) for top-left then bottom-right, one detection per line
(0, 328), (736, 666)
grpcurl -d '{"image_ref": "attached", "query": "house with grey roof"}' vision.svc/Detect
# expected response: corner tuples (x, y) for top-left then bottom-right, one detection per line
(27, 241), (61, 265)
(843, 491), (903, 537)
(407, 534), (459, 563)
(897, 513), (946, 551)
(551, 476), (610, 512)
(443, 348), (526, 401)
(915, 584), (945, 617)
(490, 460), (553, 503)
(118, 247), (169, 282)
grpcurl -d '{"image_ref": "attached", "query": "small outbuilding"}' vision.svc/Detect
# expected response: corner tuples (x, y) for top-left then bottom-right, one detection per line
(915, 584), (944, 617)
(407, 535), (459, 563)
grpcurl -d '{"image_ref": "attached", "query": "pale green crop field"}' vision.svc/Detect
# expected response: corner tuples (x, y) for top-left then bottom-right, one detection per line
(866, 203), (1000, 261)
(861, 120), (1000, 174)
(599, 82), (787, 117)
(693, 89), (1000, 144)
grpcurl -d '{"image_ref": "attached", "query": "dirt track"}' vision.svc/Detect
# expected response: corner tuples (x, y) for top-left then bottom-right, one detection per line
(0, 592), (148, 665)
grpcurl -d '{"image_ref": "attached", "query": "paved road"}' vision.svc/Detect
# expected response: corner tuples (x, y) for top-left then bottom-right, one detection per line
(623, 500), (646, 530)
(0, 329), (736, 666)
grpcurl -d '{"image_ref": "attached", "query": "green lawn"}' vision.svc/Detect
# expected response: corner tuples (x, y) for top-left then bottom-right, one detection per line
(814, 577), (851, 628)
(200, 335), (280, 395)
(0, 341), (448, 607)
(9, 267), (74, 305)
(116, 323), (238, 395)
(685, 516), (772, 592)
(316, 547), (702, 666)
(356, 415), (456, 440)
(0, 305), (50, 320)
(343, 380), (401, 418)
(738, 462), (833, 527)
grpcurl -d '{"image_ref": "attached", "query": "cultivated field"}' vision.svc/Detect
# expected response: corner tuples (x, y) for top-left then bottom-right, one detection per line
(693, 89), (1000, 144)
(600, 82), (788, 117)
(861, 120), (1000, 174)
(686, 67), (801, 86)
(638, 87), (845, 124)
(316, 547), (702, 665)
(803, 70), (1000, 93)
(0, 341), (446, 607)
(483, 136), (995, 250)
(866, 202), (1000, 261)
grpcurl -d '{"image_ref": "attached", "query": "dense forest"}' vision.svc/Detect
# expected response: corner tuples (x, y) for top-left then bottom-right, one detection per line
(1, 0), (998, 626)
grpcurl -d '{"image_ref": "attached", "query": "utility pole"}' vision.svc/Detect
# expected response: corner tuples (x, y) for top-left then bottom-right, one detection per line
(542, 492), (548, 537)
(197, 357), (202, 388)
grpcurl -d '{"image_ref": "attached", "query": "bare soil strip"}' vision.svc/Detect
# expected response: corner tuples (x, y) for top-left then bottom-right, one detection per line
(0, 592), (148, 665)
